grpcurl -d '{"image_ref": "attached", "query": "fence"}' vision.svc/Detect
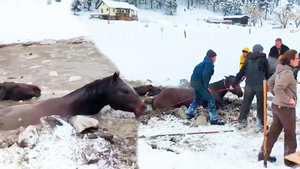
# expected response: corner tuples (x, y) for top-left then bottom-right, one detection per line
(87, 28), (300, 41)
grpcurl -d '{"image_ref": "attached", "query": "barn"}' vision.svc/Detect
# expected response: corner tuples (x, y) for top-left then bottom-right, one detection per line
(223, 15), (250, 26)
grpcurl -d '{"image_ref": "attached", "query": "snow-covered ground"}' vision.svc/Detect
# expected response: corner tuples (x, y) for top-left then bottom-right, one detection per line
(75, 3), (300, 169)
(0, 0), (89, 44)
(2, 0), (300, 168)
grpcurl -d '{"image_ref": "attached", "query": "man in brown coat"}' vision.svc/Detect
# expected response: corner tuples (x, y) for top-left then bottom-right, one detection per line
(258, 49), (299, 167)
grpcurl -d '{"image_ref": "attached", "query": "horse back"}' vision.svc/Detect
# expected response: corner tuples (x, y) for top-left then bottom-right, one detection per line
(152, 88), (194, 110)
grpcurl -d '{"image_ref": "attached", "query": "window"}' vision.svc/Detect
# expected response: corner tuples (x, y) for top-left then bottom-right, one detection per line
(101, 9), (103, 13)
(117, 10), (119, 12)
(113, 9), (115, 12)
(106, 8), (108, 11)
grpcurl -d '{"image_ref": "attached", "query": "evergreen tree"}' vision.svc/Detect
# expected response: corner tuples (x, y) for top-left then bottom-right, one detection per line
(71, 0), (82, 15)
(164, 0), (178, 15)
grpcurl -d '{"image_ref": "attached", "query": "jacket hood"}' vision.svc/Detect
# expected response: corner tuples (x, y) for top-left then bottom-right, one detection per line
(247, 52), (266, 60)
(276, 64), (293, 74)
(242, 47), (249, 53)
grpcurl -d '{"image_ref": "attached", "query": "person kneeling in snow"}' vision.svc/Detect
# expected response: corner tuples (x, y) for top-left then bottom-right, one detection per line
(229, 44), (270, 133)
(185, 49), (225, 125)
(258, 49), (299, 167)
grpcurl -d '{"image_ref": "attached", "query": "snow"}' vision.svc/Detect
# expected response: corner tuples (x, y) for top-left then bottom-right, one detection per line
(100, 0), (139, 11)
(0, 0), (90, 45)
(223, 14), (248, 18)
(2, 1), (300, 168)
(137, 115), (300, 169)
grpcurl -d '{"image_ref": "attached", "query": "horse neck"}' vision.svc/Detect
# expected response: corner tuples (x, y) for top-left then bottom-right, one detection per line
(62, 88), (108, 115)
(210, 79), (228, 98)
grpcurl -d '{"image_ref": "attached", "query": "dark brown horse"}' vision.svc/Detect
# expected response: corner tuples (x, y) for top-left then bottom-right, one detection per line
(151, 75), (243, 110)
(0, 82), (41, 101)
(133, 85), (163, 96)
(0, 72), (146, 131)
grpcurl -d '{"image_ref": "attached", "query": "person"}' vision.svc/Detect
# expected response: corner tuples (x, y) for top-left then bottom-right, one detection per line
(185, 49), (225, 125)
(229, 44), (270, 133)
(293, 52), (300, 83)
(238, 47), (251, 82)
(239, 47), (250, 70)
(257, 49), (299, 167)
(268, 38), (289, 77)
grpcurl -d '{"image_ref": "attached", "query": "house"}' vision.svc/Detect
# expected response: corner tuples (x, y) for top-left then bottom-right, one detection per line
(95, 0), (139, 21)
(223, 15), (249, 26)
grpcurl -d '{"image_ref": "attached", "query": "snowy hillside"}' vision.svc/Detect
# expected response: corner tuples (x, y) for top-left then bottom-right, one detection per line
(1, 0), (300, 169)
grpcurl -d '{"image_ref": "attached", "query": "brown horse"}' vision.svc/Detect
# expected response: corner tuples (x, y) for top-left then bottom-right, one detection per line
(0, 72), (146, 131)
(133, 85), (163, 96)
(0, 82), (41, 101)
(151, 75), (243, 110)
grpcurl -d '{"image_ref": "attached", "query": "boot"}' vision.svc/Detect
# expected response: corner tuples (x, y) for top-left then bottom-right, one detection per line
(210, 119), (225, 125)
(258, 152), (277, 163)
(284, 159), (297, 167)
(237, 119), (248, 129)
(185, 106), (196, 119)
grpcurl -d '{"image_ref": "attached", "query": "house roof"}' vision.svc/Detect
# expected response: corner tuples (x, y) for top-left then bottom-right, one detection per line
(223, 15), (249, 19)
(98, 0), (139, 11)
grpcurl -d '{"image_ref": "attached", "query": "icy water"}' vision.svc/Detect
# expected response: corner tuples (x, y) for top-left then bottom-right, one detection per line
(0, 40), (139, 139)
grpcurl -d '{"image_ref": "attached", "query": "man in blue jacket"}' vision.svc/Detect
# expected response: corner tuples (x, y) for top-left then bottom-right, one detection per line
(185, 49), (225, 125)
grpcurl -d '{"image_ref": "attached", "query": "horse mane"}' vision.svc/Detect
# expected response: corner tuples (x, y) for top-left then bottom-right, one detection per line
(65, 74), (116, 101)
(209, 75), (236, 86)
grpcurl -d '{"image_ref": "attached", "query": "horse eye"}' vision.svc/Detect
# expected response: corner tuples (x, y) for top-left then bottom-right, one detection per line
(122, 89), (129, 94)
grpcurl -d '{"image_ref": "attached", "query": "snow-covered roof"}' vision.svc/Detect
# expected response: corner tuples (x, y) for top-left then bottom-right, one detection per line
(100, 0), (139, 11)
(223, 15), (249, 19)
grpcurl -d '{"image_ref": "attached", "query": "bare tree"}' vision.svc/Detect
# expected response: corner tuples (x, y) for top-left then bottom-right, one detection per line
(274, 6), (293, 28)
(290, 10), (300, 28)
(244, 6), (264, 27)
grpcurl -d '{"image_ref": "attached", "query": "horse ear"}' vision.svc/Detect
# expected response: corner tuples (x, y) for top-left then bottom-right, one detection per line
(112, 71), (120, 84)
(0, 88), (6, 101)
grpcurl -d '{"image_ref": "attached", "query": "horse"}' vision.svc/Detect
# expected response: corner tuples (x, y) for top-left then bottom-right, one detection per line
(151, 75), (244, 110)
(133, 85), (163, 96)
(0, 82), (41, 101)
(0, 72), (146, 131)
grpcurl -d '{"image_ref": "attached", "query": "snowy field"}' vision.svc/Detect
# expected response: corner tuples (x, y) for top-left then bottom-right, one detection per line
(0, 0), (90, 44)
(1, 0), (300, 168)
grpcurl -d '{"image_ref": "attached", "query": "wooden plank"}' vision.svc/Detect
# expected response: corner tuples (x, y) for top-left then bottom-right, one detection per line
(284, 151), (300, 165)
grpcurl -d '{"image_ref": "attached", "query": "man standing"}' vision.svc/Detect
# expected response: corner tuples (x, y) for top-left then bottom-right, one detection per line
(229, 44), (270, 133)
(185, 49), (225, 125)
(268, 38), (289, 77)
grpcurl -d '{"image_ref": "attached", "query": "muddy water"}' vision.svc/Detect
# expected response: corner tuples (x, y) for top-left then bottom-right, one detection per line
(0, 41), (139, 141)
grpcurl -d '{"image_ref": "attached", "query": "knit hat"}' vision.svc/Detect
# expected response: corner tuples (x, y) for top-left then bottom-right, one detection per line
(206, 49), (217, 58)
(252, 44), (264, 53)
(242, 47), (249, 53)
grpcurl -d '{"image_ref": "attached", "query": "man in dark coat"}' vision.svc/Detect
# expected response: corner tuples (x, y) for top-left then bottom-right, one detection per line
(185, 49), (225, 125)
(268, 38), (289, 77)
(293, 52), (300, 83)
(229, 44), (270, 133)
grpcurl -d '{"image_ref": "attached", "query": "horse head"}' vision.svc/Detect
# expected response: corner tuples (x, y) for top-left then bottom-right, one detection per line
(0, 82), (41, 101)
(84, 71), (146, 118)
(224, 75), (243, 98)
(107, 72), (146, 117)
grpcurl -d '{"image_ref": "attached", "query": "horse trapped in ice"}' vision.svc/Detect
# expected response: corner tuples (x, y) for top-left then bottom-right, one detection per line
(0, 72), (146, 131)
(0, 82), (41, 101)
(151, 75), (244, 110)
(133, 85), (163, 96)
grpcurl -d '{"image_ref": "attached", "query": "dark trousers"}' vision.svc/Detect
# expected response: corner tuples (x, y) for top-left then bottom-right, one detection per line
(186, 83), (218, 121)
(238, 84), (265, 125)
(260, 103), (296, 165)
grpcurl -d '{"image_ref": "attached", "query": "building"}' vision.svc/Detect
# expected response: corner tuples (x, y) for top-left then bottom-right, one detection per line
(223, 15), (249, 26)
(95, 0), (139, 21)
